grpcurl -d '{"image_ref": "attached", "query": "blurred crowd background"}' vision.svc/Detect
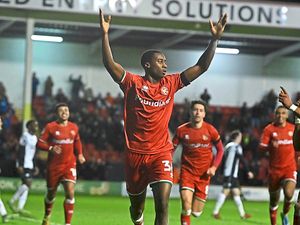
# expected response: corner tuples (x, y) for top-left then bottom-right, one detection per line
(1, 73), (300, 187)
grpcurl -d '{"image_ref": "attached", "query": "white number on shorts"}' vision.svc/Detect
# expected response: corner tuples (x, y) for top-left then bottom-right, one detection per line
(162, 160), (172, 172)
(70, 168), (77, 177)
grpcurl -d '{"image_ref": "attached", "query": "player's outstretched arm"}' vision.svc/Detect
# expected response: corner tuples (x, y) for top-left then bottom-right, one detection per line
(181, 14), (227, 82)
(99, 9), (125, 82)
(279, 86), (300, 117)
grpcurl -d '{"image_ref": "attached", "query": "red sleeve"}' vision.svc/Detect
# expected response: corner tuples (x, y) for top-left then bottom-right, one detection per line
(119, 71), (135, 93)
(170, 73), (185, 92)
(259, 126), (271, 151)
(36, 124), (51, 151)
(74, 131), (83, 155)
(213, 139), (224, 168)
(172, 128), (181, 152)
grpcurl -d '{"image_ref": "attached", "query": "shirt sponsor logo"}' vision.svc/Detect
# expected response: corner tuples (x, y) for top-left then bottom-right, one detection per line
(137, 95), (171, 107)
(184, 143), (210, 148)
(53, 139), (74, 144)
(161, 86), (169, 95)
(277, 139), (293, 145)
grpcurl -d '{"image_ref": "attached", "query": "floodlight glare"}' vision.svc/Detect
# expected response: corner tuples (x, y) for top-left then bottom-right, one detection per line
(216, 47), (240, 55)
(31, 35), (63, 43)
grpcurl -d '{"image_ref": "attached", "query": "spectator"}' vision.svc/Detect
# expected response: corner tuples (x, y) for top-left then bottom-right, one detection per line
(55, 88), (68, 103)
(69, 75), (84, 101)
(44, 76), (53, 98)
(32, 72), (39, 100)
(200, 88), (211, 105)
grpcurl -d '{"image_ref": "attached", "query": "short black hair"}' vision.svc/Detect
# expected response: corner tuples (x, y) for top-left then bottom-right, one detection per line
(140, 49), (162, 68)
(55, 102), (69, 113)
(26, 119), (36, 129)
(275, 105), (287, 112)
(190, 100), (207, 113)
(228, 130), (241, 142)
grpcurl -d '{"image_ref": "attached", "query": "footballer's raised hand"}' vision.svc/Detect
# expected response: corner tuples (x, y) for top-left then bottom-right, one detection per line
(209, 14), (227, 40)
(279, 86), (293, 108)
(99, 9), (111, 34)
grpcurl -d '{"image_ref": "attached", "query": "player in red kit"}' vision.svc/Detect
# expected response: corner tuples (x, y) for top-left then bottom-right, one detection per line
(172, 100), (224, 225)
(37, 103), (85, 225)
(279, 87), (300, 225)
(259, 105), (296, 225)
(99, 9), (227, 225)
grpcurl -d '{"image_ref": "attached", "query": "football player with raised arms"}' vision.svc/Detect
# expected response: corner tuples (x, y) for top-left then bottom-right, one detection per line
(99, 9), (226, 225)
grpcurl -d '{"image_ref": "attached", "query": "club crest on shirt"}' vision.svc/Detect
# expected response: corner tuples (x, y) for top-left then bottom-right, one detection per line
(70, 130), (76, 136)
(55, 131), (60, 136)
(202, 135), (208, 140)
(272, 132), (278, 137)
(288, 131), (293, 136)
(141, 85), (149, 92)
(161, 86), (168, 95)
(184, 134), (189, 140)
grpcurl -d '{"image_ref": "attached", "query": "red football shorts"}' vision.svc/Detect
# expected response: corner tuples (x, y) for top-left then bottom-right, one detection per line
(180, 168), (211, 201)
(125, 150), (173, 195)
(46, 163), (77, 190)
(268, 168), (297, 192)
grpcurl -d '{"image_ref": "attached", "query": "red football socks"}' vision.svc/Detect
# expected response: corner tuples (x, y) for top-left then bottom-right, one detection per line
(269, 207), (277, 225)
(181, 214), (191, 225)
(64, 200), (74, 224)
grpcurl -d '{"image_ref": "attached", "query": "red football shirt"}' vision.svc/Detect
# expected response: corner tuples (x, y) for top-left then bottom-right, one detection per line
(173, 122), (220, 175)
(260, 122), (296, 171)
(37, 121), (82, 167)
(119, 71), (185, 154)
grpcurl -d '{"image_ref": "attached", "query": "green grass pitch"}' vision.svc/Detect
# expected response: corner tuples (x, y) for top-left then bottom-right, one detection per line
(0, 192), (293, 224)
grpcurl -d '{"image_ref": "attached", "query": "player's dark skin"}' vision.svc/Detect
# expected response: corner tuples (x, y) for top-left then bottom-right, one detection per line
(279, 87), (300, 224)
(99, 9), (227, 225)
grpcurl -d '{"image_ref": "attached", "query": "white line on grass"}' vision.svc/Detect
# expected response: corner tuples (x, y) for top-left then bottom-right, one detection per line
(8, 214), (64, 225)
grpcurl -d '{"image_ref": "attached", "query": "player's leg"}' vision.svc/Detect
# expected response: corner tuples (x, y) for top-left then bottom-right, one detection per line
(268, 172), (281, 225)
(179, 189), (193, 225)
(125, 151), (148, 225)
(0, 195), (8, 223)
(178, 168), (196, 225)
(62, 181), (75, 225)
(9, 170), (30, 212)
(17, 171), (33, 211)
(213, 188), (230, 219)
(191, 197), (205, 218)
(281, 179), (296, 225)
(129, 190), (146, 225)
(152, 182), (172, 225)
(269, 189), (281, 225)
(191, 174), (210, 219)
(231, 188), (250, 219)
(294, 191), (300, 225)
(42, 169), (59, 225)
(42, 187), (57, 225)
(148, 151), (174, 225)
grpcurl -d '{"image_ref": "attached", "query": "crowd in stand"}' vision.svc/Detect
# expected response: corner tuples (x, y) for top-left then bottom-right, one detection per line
(0, 75), (300, 186)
